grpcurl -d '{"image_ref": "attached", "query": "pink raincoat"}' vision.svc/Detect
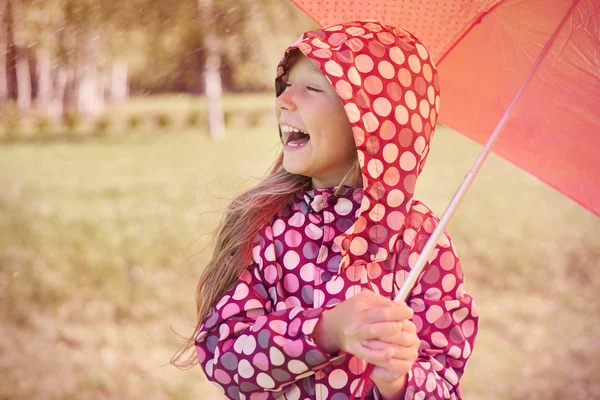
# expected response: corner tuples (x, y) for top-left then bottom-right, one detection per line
(196, 21), (478, 399)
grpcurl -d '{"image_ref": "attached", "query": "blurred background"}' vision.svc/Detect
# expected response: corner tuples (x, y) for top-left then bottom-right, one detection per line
(0, 0), (598, 399)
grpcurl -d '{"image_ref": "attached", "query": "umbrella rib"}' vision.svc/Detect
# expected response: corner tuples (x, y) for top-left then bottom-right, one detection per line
(394, 0), (583, 303)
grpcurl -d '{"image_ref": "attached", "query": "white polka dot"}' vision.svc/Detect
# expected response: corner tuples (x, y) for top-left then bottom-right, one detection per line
(300, 263), (315, 282)
(269, 347), (285, 366)
(425, 305), (444, 323)
(325, 276), (345, 295)
(334, 198), (353, 216)
(256, 372), (275, 389)
(283, 251), (300, 270)
(238, 359), (254, 378)
(431, 332), (448, 347)
(328, 369), (349, 389)
(272, 219), (285, 236)
(442, 274), (456, 292)
(288, 360), (309, 374)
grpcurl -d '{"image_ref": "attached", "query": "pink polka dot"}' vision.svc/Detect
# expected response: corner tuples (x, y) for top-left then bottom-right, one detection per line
(368, 40), (386, 57)
(355, 54), (374, 73)
(284, 230), (302, 248)
(312, 48), (332, 59)
(325, 276), (345, 295)
(380, 120), (396, 140)
(283, 250), (300, 270)
(328, 32), (348, 45)
(423, 64), (433, 82)
(442, 274), (456, 292)
(325, 60), (344, 77)
(378, 60), (395, 79)
(362, 112), (380, 133)
(264, 264), (278, 284)
(400, 152), (417, 171)
(283, 274), (299, 293)
(398, 68), (412, 87)
(414, 366), (426, 387)
(373, 98), (392, 117)
(269, 320), (287, 335)
(404, 90), (417, 110)
(411, 113), (423, 133)
(222, 303), (240, 319)
(344, 102), (361, 123)
(232, 283), (249, 300)
(377, 31), (395, 44)
(453, 308), (469, 323)
(328, 369), (349, 389)
(367, 263), (382, 279)
(426, 305), (444, 323)
(395, 105), (409, 124)
(368, 203), (385, 222)
(387, 82), (403, 101)
(462, 319), (476, 338)
(440, 251), (455, 270)
(408, 54), (422, 73)
(367, 159), (384, 179)
(352, 126), (365, 146)
(364, 75), (383, 95)
(350, 237), (368, 256)
(414, 136), (426, 155)
(335, 80), (353, 100)
(383, 167), (400, 186)
(416, 43), (429, 60)
(253, 352), (270, 371)
(347, 27), (365, 37)
(272, 219), (285, 236)
(299, 263), (315, 282)
(383, 143), (399, 163)
(419, 99), (431, 119)
(389, 46), (406, 64)
(387, 211), (405, 230)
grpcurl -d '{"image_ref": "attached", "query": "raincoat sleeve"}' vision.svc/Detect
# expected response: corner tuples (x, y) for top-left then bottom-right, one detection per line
(195, 256), (338, 398)
(392, 211), (478, 400)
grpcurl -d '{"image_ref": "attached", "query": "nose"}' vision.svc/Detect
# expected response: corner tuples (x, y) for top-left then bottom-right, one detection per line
(276, 86), (297, 112)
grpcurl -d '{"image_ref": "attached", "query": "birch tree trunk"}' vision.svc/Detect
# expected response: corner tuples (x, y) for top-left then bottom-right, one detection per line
(9, 0), (31, 111)
(0, 0), (8, 102)
(36, 48), (52, 115)
(197, 0), (225, 139)
(110, 59), (128, 104)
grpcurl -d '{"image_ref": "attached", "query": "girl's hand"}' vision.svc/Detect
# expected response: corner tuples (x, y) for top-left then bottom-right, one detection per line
(313, 290), (414, 370)
(364, 319), (421, 399)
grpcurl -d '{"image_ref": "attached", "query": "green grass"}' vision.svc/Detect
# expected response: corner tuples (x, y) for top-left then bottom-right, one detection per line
(0, 97), (598, 399)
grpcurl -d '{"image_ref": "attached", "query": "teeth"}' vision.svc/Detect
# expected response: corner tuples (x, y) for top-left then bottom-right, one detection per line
(280, 124), (308, 134)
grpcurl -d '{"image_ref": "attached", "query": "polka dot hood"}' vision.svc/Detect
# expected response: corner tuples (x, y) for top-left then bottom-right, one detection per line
(196, 20), (477, 400)
(276, 20), (440, 271)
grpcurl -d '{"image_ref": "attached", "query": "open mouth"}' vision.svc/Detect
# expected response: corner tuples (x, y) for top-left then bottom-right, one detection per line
(281, 124), (310, 148)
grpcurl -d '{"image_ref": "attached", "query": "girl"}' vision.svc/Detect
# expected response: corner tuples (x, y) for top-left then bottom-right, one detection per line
(174, 20), (478, 400)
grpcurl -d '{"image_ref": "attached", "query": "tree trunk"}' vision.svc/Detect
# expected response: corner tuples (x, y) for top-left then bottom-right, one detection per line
(9, 0), (31, 111)
(197, 0), (225, 139)
(48, 67), (68, 118)
(36, 48), (52, 115)
(0, 0), (8, 102)
(110, 59), (128, 104)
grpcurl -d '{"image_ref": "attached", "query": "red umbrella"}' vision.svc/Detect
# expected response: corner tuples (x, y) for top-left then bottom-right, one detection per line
(289, 0), (600, 216)
(285, 1), (599, 397)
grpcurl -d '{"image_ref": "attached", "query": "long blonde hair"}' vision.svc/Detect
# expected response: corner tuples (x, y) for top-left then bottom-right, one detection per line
(171, 151), (362, 369)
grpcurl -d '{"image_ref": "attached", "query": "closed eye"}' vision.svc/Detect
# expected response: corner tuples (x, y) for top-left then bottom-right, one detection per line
(283, 82), (323, 93)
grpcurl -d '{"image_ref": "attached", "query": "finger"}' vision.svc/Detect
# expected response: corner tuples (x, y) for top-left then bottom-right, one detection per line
(359, 303), (413, 324)
(350, 320), (403, 341)
(362, 340), (419, 361)
(375, 357), (417, 377)
(402, 320), (417, 334)
(347, 342), (395, 367)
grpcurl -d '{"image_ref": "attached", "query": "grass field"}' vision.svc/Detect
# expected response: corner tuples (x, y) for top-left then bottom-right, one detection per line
(1, 95), (599, 399)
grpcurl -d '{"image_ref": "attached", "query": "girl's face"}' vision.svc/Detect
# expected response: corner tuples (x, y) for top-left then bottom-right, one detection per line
(276, 55), (356, 189)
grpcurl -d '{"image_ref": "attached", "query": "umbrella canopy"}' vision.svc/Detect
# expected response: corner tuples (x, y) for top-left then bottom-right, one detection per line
(290, 0), (600, 216)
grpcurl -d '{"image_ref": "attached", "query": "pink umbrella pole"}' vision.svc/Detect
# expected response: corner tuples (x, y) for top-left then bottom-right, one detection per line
(393, 0), (581, 303)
